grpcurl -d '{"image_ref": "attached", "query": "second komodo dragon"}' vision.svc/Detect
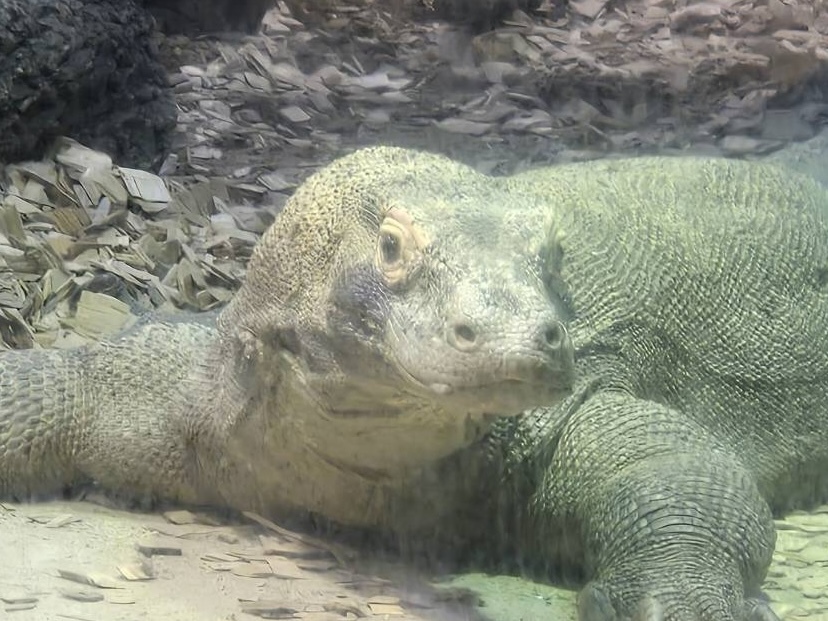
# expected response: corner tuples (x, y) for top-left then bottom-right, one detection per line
(3, 147), (828, 621)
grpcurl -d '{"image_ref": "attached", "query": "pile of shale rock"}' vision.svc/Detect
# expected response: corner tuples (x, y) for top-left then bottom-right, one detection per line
(3, 0), (828, 352)
(0, 0), (541, 170)
(4, 0), (828, 178)
(0, 138), (269, 350)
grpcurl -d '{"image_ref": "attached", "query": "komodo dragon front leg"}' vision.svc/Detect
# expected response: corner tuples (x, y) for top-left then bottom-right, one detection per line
(532, 390), (778, 621)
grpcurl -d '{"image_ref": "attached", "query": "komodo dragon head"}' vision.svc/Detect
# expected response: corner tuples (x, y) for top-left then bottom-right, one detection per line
(215, 147), (574, 473)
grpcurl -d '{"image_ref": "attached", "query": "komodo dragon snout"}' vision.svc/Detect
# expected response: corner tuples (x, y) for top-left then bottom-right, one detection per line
(218, 147), (575, 422)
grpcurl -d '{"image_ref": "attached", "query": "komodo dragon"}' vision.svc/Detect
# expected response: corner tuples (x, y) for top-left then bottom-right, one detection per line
(2, 147), (828, 621)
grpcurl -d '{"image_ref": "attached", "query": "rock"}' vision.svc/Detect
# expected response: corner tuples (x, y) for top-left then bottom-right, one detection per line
(281, 0), (544, 33)
(417, 0), (545, 31)
(143, 0), (275, 34)
(0, 0), (176, 170)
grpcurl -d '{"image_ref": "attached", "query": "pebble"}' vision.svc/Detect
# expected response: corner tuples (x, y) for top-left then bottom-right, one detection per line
(136, 541), (183, 556)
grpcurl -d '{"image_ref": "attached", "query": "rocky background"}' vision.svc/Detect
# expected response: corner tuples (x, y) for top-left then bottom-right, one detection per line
(0, 0), (827, 350)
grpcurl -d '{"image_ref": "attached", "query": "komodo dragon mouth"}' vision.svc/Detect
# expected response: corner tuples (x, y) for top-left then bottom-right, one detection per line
(310, 315), (576, 419)
(389, 331), (576, 415)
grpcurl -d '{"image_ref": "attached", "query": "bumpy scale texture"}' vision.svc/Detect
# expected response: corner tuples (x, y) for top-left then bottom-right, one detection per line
(2, 147), (828, 621)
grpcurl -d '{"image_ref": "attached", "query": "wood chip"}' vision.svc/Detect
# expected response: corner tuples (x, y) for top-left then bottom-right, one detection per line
(50, 207), (91, 236)
(60, 589), (104, 603)
(60, 291), (135, 340)
(245, 71), (272, 90)
(202, 552), (239, 563)
(1, 595), (38, 605)
(232, 562), (273, 578)
(280, 106), (311, 123)
(83, 168), (129, 205)
(116, 562), (155, 581)
(267, 557), (306, 579)
(295, 613), (346, 621)
(367, 602), (405, 615)
(325, 599), (370, 617)
(206, 562), (238, 572)
(295, 558), (338, 572)
(569, 0), (609, 19)
(257, 172), (294, 191)
(367, 596), (400, 605)
(57, 569), (122, 589)
(433, 118), (492, 136)
(44, 513), (80, 528)
(240, 599), (303, 618)
(117, 167), (171, 204)
(243, 511), (351, 566)
(4, 601), (37, 611)
(226, 550), (267, 562)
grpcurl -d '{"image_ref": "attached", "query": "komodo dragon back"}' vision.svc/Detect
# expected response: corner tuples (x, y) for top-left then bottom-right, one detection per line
(508, 156), (828, 401)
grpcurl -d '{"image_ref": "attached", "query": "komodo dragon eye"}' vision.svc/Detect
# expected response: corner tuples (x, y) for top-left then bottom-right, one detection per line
(375, 208), (429, 286)
(380, 233), (401, 264)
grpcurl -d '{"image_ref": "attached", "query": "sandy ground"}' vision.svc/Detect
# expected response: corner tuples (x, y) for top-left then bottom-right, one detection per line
(4, 498), (828, 621)
(0, 499), (494, 621)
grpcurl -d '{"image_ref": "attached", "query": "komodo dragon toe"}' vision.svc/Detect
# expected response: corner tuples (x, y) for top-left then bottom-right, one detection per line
(3, 147), (828, 621)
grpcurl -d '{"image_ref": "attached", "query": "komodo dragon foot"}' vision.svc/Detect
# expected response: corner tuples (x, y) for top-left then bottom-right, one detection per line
(579, 583), (779, 621)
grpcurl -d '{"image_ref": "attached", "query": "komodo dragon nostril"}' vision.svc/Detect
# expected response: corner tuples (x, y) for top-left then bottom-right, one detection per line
(449, 322), (479, 351)
(541, 321), (566, 351)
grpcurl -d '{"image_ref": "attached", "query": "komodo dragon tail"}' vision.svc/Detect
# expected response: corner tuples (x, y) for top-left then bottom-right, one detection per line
(0, 320), (214, 505)
(0, 346), (87, 498)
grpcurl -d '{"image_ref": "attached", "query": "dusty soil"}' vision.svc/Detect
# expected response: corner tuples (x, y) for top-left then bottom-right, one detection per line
(0, 499), (491, 621)
(5, 499), (828, 621)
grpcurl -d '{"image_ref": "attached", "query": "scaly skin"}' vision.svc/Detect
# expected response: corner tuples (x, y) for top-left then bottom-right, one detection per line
(2, 148), (827, 621)
(496, 156), (828, 620)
